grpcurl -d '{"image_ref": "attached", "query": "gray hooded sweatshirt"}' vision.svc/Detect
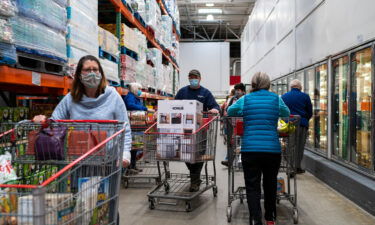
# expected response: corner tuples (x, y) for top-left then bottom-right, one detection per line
(51, 86), (131, 162)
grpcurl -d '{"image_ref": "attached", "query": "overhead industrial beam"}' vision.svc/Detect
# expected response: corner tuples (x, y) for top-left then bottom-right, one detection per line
(180, 39), (240, 42)
(181, 26), (207, 40)
(227, 26), (240, 39)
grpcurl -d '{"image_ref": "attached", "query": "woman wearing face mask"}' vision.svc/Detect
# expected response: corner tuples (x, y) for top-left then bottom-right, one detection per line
(33, 55), (131, 224)
(122, 82), (150, 174)
(123, 82), (148, 111)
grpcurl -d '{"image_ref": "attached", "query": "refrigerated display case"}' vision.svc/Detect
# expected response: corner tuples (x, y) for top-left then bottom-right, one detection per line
(333, 56), (349, 161)
(295, 71), (305, 92)
(352, 47), (373, 169)
(281, 76), (288, 94)
(305, 68), (315, 149)
(315, 64), (328, 153)
(277, 79), (283, 95)
(287, 73), (295, 91)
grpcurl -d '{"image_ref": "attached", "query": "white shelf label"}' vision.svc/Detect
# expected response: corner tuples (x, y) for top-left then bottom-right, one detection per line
(32, 72), (41, 86)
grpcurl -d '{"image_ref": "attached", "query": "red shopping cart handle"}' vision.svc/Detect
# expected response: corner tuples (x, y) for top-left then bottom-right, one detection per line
(55, 120), (119, 123)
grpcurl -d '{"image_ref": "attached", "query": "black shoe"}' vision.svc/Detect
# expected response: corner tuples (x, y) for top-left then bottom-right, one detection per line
(189, 180), (202, 192)
(221, 160), (229, 167)
(297, 168), (305, 174)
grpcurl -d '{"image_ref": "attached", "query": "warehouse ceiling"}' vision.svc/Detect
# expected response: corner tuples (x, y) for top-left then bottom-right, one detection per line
(177, 0), (255, 42)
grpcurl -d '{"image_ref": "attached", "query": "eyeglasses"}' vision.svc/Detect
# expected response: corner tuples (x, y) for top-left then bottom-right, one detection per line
(82, 68), (99, 73)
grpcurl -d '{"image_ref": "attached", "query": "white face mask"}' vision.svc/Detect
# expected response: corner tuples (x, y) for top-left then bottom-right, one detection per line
(81, 72), (102, 89)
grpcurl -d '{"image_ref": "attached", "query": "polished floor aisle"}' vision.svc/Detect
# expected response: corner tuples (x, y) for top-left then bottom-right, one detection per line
(119, 134), (375, 225)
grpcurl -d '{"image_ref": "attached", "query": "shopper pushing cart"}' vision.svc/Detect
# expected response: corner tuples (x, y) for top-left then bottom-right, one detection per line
(227, 72), (290, 225)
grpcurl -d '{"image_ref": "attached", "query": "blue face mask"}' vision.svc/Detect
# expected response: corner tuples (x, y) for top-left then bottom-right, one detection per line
(137, 90), (142, 96)
(189, 79), (200, 87)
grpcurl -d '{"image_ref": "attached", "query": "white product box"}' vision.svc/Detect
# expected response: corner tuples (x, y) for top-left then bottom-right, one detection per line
(156, 136), (179, 159)
(157, 100), (203, 134)
(180, 138), (197, 163)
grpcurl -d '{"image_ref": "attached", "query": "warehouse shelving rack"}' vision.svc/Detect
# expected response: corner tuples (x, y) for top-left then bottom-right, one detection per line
(0, 0), (179, 104)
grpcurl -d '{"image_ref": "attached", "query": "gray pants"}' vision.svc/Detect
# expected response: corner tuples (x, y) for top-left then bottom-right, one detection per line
(295, 126), (308, 169)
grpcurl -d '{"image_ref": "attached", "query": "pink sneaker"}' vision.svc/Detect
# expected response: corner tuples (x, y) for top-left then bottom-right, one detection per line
(266, 221), (276, 225)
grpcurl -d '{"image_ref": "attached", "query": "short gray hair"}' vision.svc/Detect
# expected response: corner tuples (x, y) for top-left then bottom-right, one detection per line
(251, 72), (270, 92)
(290, 79), (302, 90)
(129, 82), (142, 94)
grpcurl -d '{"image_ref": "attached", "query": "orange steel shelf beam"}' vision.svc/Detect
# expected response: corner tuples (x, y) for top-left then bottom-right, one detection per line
(0, 66), (72, 95)
(108, 0), (179, 71)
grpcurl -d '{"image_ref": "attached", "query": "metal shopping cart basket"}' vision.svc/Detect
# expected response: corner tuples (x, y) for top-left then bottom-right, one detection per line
(224, 115), (300, 224)
(123, 111), (163, 188)
(278, 115), (301, 224)
(224, 117), (245, 223)
(0, 120), (125, 225)
(144, 114), (219, 212)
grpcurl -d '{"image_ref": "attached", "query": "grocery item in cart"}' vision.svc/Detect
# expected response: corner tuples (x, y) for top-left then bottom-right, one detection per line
(18, 193), (74, 225)
(0, 152), (17, 184)
(27, 126), (67, 160)
(0, 188), (18, 224)
(75, 177), (110, 225)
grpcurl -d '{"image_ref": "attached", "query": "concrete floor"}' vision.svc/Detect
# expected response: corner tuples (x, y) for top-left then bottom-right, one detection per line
(119, 134), (375, 225)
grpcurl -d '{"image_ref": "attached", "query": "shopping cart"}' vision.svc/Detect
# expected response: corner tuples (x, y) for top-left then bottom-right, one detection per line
(224, 115), (300, 224)
(0, 120), (125, 225)
(224, 117), (245, 223)
(123, 111), (163, 188)
(144, 114), (219, 212)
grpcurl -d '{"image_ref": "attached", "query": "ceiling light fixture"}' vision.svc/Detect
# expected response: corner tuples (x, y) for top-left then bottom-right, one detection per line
(206, 3), (214, 7)
(206, 14), (214, 21)
(198, 8), (222, 14)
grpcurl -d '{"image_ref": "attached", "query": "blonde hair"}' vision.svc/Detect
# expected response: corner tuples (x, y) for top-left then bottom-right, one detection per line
(251, 72), (270, 92)
(129, 83), (142, 95)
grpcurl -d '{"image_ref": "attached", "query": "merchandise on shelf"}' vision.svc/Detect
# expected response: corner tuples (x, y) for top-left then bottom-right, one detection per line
(145, 0), (161, 32)
(0, 18), (14, 44)
(134, 29), (147, 64)
(99, 58), (120, 83)
(121, 54), (137, 71)
(98, 26), (119, 57)
(133, 0), (147, 21)
(0, 106), (29, 122)
(0, 42), (16, 65)
(0, 0), (18, 18)
(16, 0), (67, 33)
(100, 23), (138, 54)
(161, 15), (173, 49)
(121, 68), (136, 83)
(54, 0), (68, 7)
(147, 48), (162, 67)
(164, 0), (180, 34)
(144, 64), (154, 88)
(10, 16), (67, 60)
(67, 0), (98, 75)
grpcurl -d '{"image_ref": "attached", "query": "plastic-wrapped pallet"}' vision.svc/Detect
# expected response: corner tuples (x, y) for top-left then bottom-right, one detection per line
(99, 58), (120, 83)
(134, 29), (147, 64)
(0, 42), (16, 65)
(67, 0), (99, 74)
(121, 54), (136, 71)
(0, 18), (14, 44)
(122, 68), (136, 83)
(16, 0), (67, 32)
(144, 64), (154, 88)
(98, 26), (119, 57)
(11, 16), (67, 61)
(147, 48), (162, 67)
(133, 0), (147, 21)
(0, 0), (18, 18)
(0, 0), (17, 65)
(100, 24), (139, 54)
(145, 0), (161, 31)
(161, 15), (173, 49)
